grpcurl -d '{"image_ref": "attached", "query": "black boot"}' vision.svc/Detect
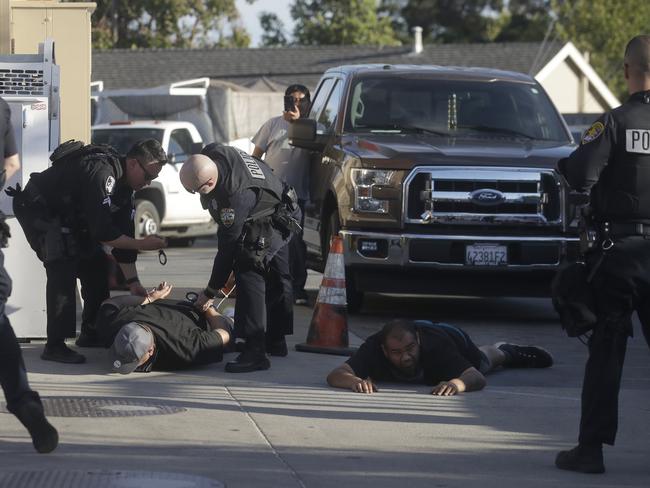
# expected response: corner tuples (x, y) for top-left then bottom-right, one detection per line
(555, 444), (605, 474)
(41, 343), (86, 364)
(75, 327), (104, 348)
(225, 350), (270, 373)
(14, 400), (59, 454)
(266, 336), (288, 357)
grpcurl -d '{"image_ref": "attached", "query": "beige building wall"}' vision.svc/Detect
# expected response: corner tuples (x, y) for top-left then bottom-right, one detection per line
(9, 0), (95, 143)
(539, 58), (609, 114)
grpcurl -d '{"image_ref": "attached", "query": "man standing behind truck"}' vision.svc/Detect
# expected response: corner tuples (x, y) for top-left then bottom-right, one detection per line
(252, 84), (311, 305)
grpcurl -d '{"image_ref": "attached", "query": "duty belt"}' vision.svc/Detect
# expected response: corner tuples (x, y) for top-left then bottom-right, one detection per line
(600, 222), (650, 236)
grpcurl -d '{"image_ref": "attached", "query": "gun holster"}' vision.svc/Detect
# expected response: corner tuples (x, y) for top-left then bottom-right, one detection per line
(238, 218), (273, 272)
(578, 207), (599, 254)
(551, 260), (598, 337)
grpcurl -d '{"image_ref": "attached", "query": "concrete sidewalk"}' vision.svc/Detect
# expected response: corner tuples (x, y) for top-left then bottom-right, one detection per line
(1, 244), (648, 487)
(2, 301), (649, 488)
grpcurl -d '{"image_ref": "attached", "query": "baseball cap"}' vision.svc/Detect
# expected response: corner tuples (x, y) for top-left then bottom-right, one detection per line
(109, 322), (154, 374)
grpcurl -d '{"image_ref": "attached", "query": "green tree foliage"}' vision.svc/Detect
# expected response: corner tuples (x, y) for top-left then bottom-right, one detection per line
(259, 12), (288, 46)
(87, 0), (252, 49)
(553, 0), (650, 100)
(379, 0), (553, 44)
(291, 0), (401, 46)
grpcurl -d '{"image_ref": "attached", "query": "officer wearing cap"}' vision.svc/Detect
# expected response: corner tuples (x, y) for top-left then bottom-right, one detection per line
(8, 139), (168, 364)
(555, 35), (650, 474)
(180, 144), (300, 373)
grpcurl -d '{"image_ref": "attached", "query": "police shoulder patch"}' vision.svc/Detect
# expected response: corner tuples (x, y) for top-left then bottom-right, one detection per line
(219, 208), (235, 228)
(105, 175), (116, 194)
(581, 121), (605, 145)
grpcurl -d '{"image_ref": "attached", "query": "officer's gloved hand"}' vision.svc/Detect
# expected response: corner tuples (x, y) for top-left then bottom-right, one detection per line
(4, 183), (22, 198)
(139, 234), (167, 251)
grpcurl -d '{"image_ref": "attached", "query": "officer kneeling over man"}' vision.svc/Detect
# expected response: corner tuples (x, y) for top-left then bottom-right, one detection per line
(7, 139), (168, 364)
(93, 282), (232, 374)
(179, 144), (301, 373)
(327, 319), (553, 395)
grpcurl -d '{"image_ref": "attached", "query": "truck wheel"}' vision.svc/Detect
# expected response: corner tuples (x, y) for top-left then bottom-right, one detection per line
(325, 209), (364, 314)
(135, 200), (161, 239)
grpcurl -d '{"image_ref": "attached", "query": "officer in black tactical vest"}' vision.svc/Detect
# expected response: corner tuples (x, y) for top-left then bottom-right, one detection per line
(7, 139), (168, 364)
(0, 96), (58, 453)
(180, 144), (300, 373)
(555, 35), (650, 474)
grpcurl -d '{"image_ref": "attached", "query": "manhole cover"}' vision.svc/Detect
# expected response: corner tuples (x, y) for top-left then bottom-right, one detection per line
(0, 397), (186, 417)
(0, 470), (224, 488)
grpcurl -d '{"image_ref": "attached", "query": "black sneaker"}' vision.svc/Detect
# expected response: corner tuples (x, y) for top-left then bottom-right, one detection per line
(496, 342), (553, 368)
(14, 400), (59, 454)
(556, 445), (605, 474)
(41, 343), (86, 364)
(75, 331), (104, 348)
(225, 351), (270, 373)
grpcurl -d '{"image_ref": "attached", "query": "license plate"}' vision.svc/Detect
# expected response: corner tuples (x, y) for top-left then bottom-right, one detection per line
(465, 244), (508, 266)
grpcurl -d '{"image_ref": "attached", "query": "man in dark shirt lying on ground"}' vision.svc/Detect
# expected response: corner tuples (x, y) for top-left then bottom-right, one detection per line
(327, 319), (553, 395)
(95, 282), (232, 374)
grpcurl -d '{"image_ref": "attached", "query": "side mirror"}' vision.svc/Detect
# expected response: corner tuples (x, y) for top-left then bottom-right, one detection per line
(191, 142), (204, 154)
(288, 119), (325, 151)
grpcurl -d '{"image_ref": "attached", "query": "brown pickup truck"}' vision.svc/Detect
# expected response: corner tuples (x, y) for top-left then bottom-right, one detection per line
(289, 64), (580, 312)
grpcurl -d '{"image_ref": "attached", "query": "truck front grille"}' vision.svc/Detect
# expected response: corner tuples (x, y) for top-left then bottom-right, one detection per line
(404, 166), (563, 226)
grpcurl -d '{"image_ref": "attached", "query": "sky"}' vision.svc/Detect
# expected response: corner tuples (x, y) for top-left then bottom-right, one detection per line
(236, 0), (295, 47)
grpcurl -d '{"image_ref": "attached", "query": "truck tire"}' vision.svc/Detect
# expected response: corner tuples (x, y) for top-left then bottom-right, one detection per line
(135, 200), (161, 239)
(325, 208), (364, 314)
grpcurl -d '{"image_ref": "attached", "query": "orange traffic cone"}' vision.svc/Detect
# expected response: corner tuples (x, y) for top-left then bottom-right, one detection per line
(295, 235), (357, 356)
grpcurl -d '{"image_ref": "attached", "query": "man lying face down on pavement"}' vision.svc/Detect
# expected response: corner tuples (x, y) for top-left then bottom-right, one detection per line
(327, 319), (553, 395)
(94, 282), (233, 374)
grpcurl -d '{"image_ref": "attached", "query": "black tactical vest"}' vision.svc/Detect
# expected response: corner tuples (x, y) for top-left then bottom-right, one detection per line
(591, 91), (650, 223)
(200, 143), (285, 220)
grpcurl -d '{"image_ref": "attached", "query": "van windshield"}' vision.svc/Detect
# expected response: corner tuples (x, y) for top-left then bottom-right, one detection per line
(345, 76), (570, 142)
(92, 128), (164, 155)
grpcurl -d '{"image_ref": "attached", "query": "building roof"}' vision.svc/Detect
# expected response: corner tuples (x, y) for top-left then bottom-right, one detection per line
(92, 41), (564, 90)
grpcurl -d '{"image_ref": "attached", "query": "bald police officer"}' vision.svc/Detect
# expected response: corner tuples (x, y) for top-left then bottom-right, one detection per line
(9, 139), (167, 364)
(180, 144), (299, 373)
(555, 35), (650, 474)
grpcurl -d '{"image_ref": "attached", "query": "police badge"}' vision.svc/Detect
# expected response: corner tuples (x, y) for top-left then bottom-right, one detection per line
(105, 175), (116, 194)
(220, 208), (235, 227)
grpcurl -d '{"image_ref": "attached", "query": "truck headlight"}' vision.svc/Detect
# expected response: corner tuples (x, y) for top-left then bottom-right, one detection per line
(351, 168), (394, 213)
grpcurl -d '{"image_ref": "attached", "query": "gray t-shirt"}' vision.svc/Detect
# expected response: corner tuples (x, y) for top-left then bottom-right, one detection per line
(252, 115), (310, 200)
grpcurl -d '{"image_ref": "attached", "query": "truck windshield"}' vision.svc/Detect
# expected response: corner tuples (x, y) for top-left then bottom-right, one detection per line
(92, 128), (165, 155)
(346, 76), (569, 142)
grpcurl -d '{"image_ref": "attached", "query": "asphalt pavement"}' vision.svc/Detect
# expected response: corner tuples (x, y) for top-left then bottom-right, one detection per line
(1, 238), (648, 487)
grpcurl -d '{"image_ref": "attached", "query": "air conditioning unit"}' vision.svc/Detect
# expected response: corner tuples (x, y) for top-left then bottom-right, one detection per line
(0, 39), (60, 339)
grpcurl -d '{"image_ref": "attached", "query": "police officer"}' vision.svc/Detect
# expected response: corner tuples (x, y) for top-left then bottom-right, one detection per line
(0, 96), (58, 453)
(179, 144), (299, 373)
(8, 139), (167, 364)
(555, 35), (650, 474)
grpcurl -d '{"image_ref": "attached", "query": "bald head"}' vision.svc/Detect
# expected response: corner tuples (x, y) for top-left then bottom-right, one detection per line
(625, 36), (650, 92)
(180, 154), (218, 194)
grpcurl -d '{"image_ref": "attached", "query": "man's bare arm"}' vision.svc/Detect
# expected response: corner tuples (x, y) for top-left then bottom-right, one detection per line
(431, 367), (486, 396)
(4, 154), (20, 181)
(326, 363), (377, 394)
(252, 146), (264, 159)
(203, 306), (232, 344)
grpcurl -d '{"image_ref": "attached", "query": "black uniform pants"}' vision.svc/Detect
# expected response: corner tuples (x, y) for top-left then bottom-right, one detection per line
(44, 247), (109, 345)
(0, 250), (41, 413)
(579, 236), (650, 446)
(234, 242), (293, 352)
(289, 200), (307, 294)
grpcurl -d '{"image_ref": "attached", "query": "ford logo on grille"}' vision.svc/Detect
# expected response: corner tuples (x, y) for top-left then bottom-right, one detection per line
(470, 189), (505, 206)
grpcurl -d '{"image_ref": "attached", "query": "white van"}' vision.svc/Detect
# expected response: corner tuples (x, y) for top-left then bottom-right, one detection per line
(92, 120), (216, 246)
